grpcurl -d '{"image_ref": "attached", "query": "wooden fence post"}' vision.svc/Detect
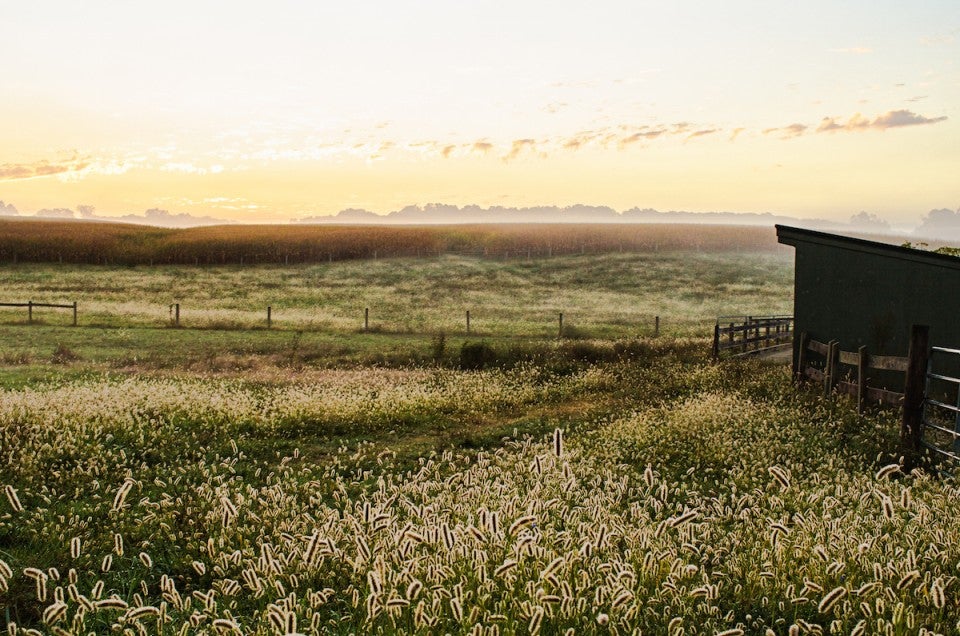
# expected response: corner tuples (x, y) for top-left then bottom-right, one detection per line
(267, 306), (272, 329)
(795, 331), (809, 383)
(856, 345), (868, 414)
(824, 340), (839, 397)
(73, 301), (78, 327)
(655, 316), (660, 337)
(466, 310), (471, 335)
(558, 312), (564, 339)
(28, 300), (33, 324)
(175, 303), (180, 327)
(901, 324), (930, 462)
(712, 323), (720, 360)
(364, 308), (369, 332)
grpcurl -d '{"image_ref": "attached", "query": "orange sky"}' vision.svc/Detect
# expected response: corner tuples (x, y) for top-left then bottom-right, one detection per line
(1, 2), (957, 225)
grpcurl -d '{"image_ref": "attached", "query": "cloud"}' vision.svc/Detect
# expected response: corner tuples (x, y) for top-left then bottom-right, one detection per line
(561, 131), (602, 150)
(503, 138), (537, 162)
(471, 141), (493, 154)
(762, 123), (807, 139)
(872, 109), (947, 128)
(618, 128), (667, 148)
(729, 127), (746, 141)
(817, 109), (947, 133)
(686, 129), (718, 140)
(0, 200), (18, 216)
(0, 158), (90, 181)
(440, 144), (456, 159)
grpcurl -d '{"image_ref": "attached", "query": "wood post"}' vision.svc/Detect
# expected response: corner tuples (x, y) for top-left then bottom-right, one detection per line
(655, 315), (660, 337)
(466, 310), (471, 335)
(73, 301), (78, 327)
(28, 300), (32, 324)
(364, 307), (369, 331)
(795, 331), (809, 383)
(558, 312), (564, 339)
(175, 303), (180, 327)
(856, 345), (868, 414)
(901, 324), (930, 460)
(824, 339), (839, 396)
(267, 306), (272, 329)
(712, 323), (720, 360)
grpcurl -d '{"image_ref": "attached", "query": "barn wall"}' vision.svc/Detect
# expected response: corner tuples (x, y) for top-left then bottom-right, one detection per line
(778, 226), (960, 385)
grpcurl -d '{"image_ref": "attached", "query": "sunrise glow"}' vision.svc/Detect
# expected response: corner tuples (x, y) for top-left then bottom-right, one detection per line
(1, 1), (958, 225)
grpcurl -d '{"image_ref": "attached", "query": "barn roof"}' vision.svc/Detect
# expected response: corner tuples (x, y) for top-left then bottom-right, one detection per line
(776, 224), (960, 272)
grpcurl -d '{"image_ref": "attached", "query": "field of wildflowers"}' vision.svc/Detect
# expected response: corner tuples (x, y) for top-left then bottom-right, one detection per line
(2, 352), (958, 634)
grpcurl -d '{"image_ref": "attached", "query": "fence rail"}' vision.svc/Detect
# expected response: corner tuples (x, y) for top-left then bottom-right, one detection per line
(796, 333), (909, 410)
(712, 315), (793, 358)
(0, 300), (77, 325)
(0, 300), (665, 338)
(794, 325), (935, 468)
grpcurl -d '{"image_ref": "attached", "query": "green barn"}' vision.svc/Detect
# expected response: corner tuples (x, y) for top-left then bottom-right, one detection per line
(776, 225), (960, 378)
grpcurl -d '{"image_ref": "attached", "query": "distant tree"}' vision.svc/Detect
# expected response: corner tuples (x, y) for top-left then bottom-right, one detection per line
(848, 211), (890, 231)
(915, 208), (960, 238)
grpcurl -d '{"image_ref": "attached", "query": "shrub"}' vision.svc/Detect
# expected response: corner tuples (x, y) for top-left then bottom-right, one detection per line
(460, 341), (497, 369)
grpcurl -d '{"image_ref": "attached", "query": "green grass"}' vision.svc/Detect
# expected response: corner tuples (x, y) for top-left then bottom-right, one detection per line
(0, 252), (792, 382)
(14, 249), (957, 633)
(0, 251), (792, 336)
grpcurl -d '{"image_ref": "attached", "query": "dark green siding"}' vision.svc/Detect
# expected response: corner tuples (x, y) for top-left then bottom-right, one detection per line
(777, 225), (960, 380)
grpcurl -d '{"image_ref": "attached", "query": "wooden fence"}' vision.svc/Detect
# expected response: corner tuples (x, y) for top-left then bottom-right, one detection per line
(712, 315), (793, 359)
(795, 332), (910, 412)
(795, 325), (933, 465)
(0, 300), (662, 338)
(0, 300), (77, 326)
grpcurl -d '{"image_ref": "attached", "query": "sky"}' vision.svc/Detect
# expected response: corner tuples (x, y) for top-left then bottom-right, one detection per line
(0, 1), (958, 225)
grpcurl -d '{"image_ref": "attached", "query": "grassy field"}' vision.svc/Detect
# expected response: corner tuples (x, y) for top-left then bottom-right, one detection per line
(0, 252), (792, 332)
(2, 246), (958, 634)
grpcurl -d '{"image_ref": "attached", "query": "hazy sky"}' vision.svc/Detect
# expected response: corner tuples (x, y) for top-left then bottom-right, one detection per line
(1, 1), (958, 223)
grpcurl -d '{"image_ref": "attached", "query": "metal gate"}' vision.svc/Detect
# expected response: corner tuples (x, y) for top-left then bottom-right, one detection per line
(921, 346), (960, 462)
